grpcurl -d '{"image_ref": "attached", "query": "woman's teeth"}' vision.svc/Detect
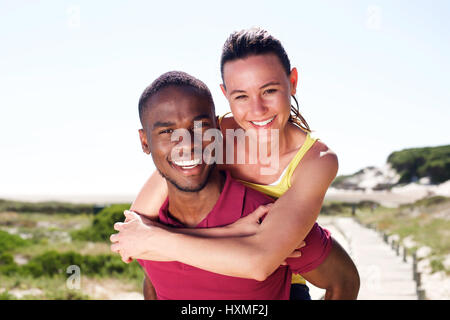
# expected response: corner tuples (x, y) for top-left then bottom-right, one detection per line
(250, 116), (275, 126)
(172, 158), (201, 169)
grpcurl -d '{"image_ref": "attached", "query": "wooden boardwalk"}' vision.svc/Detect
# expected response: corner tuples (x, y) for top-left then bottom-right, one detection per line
(307, 217), (418, 300)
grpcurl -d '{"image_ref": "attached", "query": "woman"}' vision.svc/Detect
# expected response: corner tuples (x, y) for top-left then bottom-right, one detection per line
(115, 28), (350, 299)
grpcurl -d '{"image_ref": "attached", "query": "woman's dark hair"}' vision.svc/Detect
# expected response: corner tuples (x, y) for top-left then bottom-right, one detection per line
(220, 27), (311, 133)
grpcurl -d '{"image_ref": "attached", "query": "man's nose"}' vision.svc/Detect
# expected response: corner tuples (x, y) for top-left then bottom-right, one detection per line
(171, 130), (201, 161)
(173, 136), (193, 157)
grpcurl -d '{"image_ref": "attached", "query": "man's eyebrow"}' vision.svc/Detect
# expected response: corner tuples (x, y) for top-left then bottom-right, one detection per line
(229, 81), (281, 95)
(193, 114), (212, 121)
(152, 121), (175, 130)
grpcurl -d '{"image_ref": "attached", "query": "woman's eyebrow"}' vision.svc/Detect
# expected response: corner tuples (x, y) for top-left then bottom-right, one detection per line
(229, 81), (281, 95)
(259, 81), (281, 89)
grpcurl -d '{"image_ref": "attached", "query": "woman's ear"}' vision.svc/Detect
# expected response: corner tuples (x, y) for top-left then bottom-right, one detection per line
(138, 129), (151, 155)
(289, 68), (299, 96)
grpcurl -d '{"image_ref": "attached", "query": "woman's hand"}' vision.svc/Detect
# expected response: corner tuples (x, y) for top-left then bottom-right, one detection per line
(280, 241), (306, 266)
(110, 210), (171, 263)
(225, 203), (273, 236)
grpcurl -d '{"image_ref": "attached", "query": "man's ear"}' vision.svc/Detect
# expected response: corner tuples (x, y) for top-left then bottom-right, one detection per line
(220, 84), (227, 97)
(138, 129), (151, 154)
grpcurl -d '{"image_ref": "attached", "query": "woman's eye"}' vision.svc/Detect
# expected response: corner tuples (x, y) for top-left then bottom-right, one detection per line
(264, 89), (277, 94)
(235, 95), (247, 100)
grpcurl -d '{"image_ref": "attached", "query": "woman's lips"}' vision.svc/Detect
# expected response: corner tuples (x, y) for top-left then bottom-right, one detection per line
(249, 115), (276, 129)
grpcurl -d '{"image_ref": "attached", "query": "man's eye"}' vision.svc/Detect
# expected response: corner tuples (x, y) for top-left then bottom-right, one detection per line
(235, 95), (247, 100)
(159, 129), (173, 135)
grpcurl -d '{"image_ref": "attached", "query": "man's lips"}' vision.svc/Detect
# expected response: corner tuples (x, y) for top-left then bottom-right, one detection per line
(169, 158), (204, 175)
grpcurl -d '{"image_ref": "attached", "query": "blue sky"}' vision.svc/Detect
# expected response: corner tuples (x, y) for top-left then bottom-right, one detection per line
(0, 0), (449, 198)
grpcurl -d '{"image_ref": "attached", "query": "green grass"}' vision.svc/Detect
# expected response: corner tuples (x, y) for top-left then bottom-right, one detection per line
(0, 204), (146, 299)
(0, 199), (97, 215)
(356, 196), (450, 274)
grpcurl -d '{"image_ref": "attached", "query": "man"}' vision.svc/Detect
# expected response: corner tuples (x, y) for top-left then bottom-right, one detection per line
(111, 71), (359, 300)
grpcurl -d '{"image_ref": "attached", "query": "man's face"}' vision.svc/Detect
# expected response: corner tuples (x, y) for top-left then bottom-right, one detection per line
(139, 86), (217, 192)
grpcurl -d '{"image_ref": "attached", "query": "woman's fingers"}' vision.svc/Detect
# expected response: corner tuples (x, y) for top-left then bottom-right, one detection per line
(251, 204), (272, 223)
(297, 241), (306, 249)
(281, 250), (302, 266)
(110, 233), (119, 243)
(114, 222), (124, 231)
(288, 251), (302, 258)
(282, 244), (304, 265)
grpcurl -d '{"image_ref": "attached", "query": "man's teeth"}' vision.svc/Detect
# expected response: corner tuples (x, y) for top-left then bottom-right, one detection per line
(250, 116), (275, 126)
(172, 159), (201, 168)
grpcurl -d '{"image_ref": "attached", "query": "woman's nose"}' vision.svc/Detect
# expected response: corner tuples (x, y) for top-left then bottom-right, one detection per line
(249, 96), (268, 117)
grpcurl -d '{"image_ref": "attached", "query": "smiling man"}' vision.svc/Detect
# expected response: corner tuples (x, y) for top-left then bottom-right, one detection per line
(112, 71), (359, 300)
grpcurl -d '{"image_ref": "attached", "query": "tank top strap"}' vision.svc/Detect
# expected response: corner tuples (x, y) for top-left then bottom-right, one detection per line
(285, 132), (318, 187)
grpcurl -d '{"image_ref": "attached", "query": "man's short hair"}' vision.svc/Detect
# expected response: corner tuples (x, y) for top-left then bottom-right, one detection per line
(138, 71), (215, 126)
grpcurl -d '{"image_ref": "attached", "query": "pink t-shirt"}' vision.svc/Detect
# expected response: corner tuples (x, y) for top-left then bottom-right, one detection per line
(138, 171), (332, 300)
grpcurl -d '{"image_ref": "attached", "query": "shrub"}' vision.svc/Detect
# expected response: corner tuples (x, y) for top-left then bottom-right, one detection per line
(0, 230), (30, 253)
(387, 145), (450, 184)
(0, 199), (95, 214)
(0, 291), (16, 300)
(71, 204), (130, 242)
(6, 250), (142, 279)
(0, 252), (20, 275)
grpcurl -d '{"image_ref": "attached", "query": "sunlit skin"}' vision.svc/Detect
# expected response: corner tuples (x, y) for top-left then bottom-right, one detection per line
(219, 54), (307, 185)
(111, 54), (360, 299)
(220, 53), (296, 137)
(138, 86), (222, 227)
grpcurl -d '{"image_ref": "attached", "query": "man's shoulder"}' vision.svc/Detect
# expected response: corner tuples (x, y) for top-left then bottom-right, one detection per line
(225, 173), (274, 217)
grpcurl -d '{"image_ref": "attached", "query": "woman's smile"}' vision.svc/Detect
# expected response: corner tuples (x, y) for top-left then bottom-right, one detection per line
(249, 115), (277, 128)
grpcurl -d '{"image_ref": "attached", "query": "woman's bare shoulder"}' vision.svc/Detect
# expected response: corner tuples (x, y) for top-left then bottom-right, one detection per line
(291, 138), (339, 187)
(219, 115), (239, 132)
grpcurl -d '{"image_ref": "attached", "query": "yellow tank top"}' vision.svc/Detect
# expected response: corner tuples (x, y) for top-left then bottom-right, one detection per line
(218, 113), (319, 285)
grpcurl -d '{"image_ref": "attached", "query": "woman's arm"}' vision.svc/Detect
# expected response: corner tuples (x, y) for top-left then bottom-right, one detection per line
(130, 170), (167, 221)
(160, 150), (338, 280)
(130, 170), (271, 238)
(114, 146), (338, 281)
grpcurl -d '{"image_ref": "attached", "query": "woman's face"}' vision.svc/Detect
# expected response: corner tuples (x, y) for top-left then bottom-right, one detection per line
(221, 53), (298, 135)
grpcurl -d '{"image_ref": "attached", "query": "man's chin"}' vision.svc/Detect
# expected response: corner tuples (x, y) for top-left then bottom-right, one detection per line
(158, 163), (216, 193)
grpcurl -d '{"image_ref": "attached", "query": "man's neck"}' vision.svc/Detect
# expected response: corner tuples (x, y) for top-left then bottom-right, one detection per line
(166, 169), (225, 228)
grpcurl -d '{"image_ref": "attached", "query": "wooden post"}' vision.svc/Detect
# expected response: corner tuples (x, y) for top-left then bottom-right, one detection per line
(416, 272), (421, 288)
(403, 247), (407, 262)
(396, 243), (400, 256)
(412, 253), (417, 280)
(417, 288), (426, 300)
